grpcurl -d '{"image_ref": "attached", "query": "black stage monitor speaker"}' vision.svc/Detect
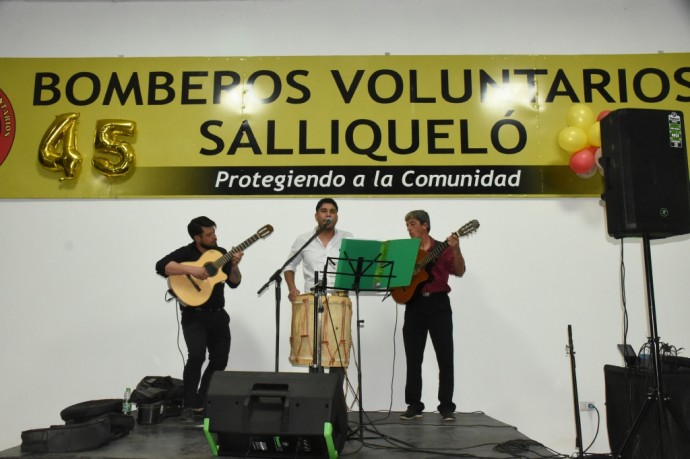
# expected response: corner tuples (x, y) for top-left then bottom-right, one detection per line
(604, 364), (690, 459)
(204, 371), (348, 458)
(600, 108), (690, 239)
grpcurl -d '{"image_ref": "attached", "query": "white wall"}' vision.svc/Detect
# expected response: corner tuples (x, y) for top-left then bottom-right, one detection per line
(1, 0), (690, 455)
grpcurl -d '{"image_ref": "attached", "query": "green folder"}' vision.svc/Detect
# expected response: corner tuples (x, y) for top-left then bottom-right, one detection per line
(331, 238), (420, 291)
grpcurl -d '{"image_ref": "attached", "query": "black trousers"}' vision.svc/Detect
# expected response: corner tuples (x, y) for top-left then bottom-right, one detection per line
(180, 309), (231, 409)
(402, 293), (456, 413)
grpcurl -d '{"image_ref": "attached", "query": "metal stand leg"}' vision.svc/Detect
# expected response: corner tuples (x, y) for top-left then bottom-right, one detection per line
(615, 236), (690, 458)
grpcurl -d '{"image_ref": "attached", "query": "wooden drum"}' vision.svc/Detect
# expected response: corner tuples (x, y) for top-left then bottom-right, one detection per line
(289, 293), (352, 368)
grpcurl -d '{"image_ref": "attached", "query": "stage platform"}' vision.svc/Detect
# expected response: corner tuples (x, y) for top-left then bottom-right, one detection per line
(1, 410), (559, 458)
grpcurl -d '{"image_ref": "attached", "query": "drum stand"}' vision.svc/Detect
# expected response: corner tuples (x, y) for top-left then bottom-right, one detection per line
(309, 272), (327, 373)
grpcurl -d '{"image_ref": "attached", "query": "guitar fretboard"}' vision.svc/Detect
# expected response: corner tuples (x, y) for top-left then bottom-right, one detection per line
(211, 234), (261, 270)
(419, 240), (449, 269)
(415, 220), (479, 270)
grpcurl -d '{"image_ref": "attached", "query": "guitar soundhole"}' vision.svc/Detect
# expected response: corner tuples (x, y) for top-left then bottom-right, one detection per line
(204, 263), (218, 277)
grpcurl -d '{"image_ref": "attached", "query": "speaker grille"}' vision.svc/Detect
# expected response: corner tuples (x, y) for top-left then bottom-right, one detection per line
(601, 108), (690, 239)
(205, 371), (348, 457)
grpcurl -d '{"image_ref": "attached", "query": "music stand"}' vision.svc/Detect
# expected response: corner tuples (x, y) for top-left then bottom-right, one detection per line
(332, 238), (420, 291)
(325, 238), (419, 443)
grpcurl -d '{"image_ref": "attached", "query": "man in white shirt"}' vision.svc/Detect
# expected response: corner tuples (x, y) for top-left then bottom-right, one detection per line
(283, 198), (353, 298)
(283, 198), (353, 373)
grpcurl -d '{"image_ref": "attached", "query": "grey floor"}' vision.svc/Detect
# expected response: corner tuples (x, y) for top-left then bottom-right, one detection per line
(1, 410), (562, 459)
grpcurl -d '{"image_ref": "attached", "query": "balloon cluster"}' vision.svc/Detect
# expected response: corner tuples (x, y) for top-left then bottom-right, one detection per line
(557, 104), (610, 178)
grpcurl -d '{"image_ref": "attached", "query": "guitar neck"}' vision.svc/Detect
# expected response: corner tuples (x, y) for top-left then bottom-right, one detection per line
(211, 233), (261, 270)
(417, 222), (476, 269)
(419, 240), (450, 269)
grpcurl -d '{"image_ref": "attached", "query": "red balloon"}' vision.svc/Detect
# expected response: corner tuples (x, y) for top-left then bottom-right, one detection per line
(597, 110), (611, 121)
(569, 148), (596, 175)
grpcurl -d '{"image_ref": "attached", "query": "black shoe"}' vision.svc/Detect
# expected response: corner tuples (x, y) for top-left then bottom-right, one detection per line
(180, 408), (196, 422)
(400, 407), (423, 420)
(440, 409), (455, 421)
(180, 407), (204, 422)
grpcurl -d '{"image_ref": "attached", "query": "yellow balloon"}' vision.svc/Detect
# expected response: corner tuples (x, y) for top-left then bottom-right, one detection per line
(566, 104), (595, 130)
(92, 119), (137, 178)
(587, 121), (601, 147)
(557, 126), (588, 153)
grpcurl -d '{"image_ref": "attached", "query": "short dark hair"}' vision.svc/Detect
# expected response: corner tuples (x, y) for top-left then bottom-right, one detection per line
(188, 216), (216, 239)
(315, 198), (338, 212)
(405, 210), (430, 231)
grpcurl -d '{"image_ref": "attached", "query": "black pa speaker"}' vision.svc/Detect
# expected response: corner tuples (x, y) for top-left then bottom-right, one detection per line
(204, 371), (348, 458)
(600, 108), (690, 239)
(604, 365), (690, 459)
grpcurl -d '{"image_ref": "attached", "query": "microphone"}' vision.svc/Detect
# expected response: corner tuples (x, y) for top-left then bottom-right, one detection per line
(322, 217), (333, 229)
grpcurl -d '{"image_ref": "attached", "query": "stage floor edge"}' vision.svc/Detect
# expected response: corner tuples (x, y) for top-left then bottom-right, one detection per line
(0, 410), (556, 459)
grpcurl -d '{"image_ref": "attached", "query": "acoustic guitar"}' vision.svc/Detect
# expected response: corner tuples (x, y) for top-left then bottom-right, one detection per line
(391, 219), (479, 304)
(168, 224), (273, 306)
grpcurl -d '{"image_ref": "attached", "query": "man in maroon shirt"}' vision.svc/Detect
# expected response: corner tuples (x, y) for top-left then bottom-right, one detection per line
(400, 210), (466, 422)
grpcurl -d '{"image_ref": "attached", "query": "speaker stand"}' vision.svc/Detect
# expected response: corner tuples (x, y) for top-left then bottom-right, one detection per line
(615, 235), (690, 458)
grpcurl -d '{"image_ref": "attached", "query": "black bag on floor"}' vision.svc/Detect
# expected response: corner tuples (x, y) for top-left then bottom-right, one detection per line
(60, 398), (122, 424)
(21, 401), (135, 454)
(130, 375), (183, 404)
(137, 399), (183, 424)
(131, 375), (184, 424)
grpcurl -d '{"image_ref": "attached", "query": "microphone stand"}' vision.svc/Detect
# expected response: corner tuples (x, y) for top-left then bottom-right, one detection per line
(257, 224), (327, 372)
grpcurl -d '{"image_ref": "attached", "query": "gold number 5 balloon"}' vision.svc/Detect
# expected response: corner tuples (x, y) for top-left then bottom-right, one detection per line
(92, 119), (137, 178)
(38, 112), (83, 181)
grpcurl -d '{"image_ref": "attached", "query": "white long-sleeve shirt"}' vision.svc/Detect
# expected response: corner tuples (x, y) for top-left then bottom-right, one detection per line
(283, 227), (353, 292)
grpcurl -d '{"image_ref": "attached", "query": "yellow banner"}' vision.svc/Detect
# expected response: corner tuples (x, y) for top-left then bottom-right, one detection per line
(0, 54), (688, 198)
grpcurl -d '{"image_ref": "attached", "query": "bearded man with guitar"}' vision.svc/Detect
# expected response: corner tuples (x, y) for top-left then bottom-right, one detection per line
(399, 210), (467, 422)
(155, 216), (244, 421)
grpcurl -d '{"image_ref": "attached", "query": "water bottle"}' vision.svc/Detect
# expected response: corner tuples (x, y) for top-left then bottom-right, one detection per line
(122, 387), (132, 415)
(639, 346), (650, 369)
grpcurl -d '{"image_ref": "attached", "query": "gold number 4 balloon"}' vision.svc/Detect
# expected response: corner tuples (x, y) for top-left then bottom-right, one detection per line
(38, 113), (82, 181)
